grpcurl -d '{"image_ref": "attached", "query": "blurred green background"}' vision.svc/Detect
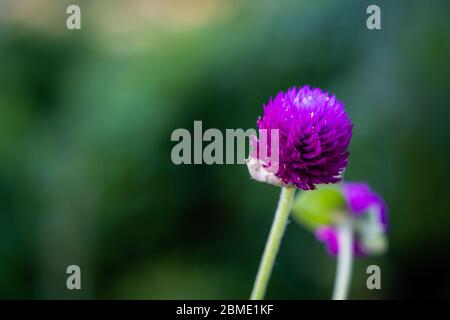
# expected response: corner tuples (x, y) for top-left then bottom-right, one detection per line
(1, 0), (450, 299)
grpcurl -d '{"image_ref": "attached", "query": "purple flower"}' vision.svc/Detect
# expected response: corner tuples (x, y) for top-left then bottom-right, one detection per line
(253, 86), (352, 190)
(315, 183), (388, 256)
(315, 226), (367, 256)
(343, 182), (388, 231)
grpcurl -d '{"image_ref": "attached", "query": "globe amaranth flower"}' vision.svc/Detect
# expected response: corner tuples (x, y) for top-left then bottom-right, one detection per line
(315, 182), (388, 256)
(247, 86), (352, 190)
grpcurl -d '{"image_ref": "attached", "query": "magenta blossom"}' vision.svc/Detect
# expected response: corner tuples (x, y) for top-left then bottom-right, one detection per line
(248, 86), (352, 190)
(315, 183), (388, 256)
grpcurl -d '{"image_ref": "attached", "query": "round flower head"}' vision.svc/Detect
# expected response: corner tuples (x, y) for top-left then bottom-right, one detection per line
(342, 182), (388, 231)
(315, 183), (388, 256)
(248, 86), (352, 190)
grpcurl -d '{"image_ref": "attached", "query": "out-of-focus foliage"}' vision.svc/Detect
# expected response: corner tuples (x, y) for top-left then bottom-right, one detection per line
(292, 187), (346, 230)
(0, 0), (450, 299)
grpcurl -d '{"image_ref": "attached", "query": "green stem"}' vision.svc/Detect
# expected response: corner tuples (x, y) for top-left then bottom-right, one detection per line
(331, 218), (354, 300)
(250, 187), (296, 300)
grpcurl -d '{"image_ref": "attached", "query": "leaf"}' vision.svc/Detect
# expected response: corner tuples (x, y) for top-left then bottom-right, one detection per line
(291, 186), (346, 230)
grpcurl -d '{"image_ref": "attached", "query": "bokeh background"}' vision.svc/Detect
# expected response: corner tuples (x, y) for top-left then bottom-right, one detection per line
(1, 0), (450, 299)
